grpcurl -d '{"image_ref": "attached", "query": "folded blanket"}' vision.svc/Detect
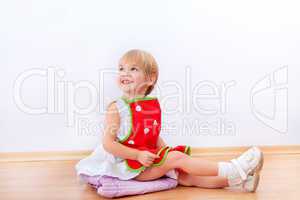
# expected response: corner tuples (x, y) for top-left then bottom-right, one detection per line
(79, 174), (178, 198)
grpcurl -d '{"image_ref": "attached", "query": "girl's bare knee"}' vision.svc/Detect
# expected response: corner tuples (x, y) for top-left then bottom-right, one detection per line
(133, 151), (188, 181)
(167, 151), (189, 168)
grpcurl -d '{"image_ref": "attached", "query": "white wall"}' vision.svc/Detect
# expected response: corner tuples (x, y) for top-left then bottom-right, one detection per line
(1, 0), (299, 152)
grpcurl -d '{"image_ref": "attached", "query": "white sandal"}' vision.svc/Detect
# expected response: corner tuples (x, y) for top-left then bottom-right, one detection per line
(230, 146), (264, 192)
(218, 146), (264, 190)
(231, 146), (264, 180)
(242, 174), (260, 192)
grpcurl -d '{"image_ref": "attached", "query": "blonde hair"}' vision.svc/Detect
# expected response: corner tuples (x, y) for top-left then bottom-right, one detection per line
(119, 49), (159, 96)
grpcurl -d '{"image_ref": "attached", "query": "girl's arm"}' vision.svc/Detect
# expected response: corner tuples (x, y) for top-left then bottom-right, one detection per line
(102, 102), (140, 160)
(157, 136), (167, 149)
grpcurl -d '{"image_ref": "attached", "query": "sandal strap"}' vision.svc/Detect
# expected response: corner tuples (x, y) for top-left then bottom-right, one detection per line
(231, 159), (247, 181)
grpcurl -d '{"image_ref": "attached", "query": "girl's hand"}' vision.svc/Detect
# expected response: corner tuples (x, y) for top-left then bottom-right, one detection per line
(137, 151), (160, 167)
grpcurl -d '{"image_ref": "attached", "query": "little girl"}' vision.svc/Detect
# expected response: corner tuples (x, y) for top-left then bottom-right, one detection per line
(76, 49), (264, 192)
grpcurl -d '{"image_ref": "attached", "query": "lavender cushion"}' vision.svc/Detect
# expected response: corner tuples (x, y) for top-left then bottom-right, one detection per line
(79, 174), (178, 198)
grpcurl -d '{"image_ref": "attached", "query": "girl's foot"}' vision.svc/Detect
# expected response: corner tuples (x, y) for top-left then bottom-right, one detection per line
(231, 146), (264, 181)
(218, 146), (264, 188)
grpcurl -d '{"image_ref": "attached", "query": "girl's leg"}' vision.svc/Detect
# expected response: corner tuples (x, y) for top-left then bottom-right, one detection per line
(134, 153), (229, 189)
(177, 171), (229, 188)
(175, 154), (219, 176)
(135, 147), (263, 189)
(134, 151), (219, 181)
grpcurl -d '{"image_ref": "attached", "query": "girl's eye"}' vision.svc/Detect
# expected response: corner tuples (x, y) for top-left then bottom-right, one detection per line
(119, 67), (124, 71)
(131, 67), (138, 71)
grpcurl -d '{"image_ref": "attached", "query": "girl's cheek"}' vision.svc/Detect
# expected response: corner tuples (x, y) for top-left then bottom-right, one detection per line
(134, 76), (143, 83)
(131, 73), (139, 81)
(116, 77), (121, 85)
(136, 71), (145, 80)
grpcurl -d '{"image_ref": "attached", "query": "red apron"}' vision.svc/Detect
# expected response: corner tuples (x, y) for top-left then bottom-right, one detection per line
(119, 96), (191, 173)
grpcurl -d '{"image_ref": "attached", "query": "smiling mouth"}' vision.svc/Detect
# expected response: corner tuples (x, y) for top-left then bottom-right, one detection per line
(121, 80), (133, 85)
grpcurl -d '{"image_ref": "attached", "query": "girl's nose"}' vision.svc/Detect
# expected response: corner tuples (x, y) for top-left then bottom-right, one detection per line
(120, 70), (129, 76)
(121, 68), (131, 75)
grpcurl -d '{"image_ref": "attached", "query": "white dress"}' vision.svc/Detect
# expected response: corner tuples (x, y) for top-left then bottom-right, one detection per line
(75, 97), (178, 180)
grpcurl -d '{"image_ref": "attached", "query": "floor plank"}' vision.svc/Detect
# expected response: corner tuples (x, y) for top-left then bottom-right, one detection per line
(0, 154), (299, 200)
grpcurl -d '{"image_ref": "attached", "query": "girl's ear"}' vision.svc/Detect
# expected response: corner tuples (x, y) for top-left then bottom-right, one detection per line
(147, 73), (156, 86)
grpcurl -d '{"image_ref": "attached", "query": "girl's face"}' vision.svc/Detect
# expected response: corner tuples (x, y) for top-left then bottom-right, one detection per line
(117, 62), (151, 96)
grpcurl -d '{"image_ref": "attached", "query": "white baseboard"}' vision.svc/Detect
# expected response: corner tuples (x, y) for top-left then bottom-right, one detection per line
(1, 145), (299, 162)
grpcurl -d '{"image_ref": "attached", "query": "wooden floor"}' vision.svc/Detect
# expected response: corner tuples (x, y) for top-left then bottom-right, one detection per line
(0, 154), (299, 200)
